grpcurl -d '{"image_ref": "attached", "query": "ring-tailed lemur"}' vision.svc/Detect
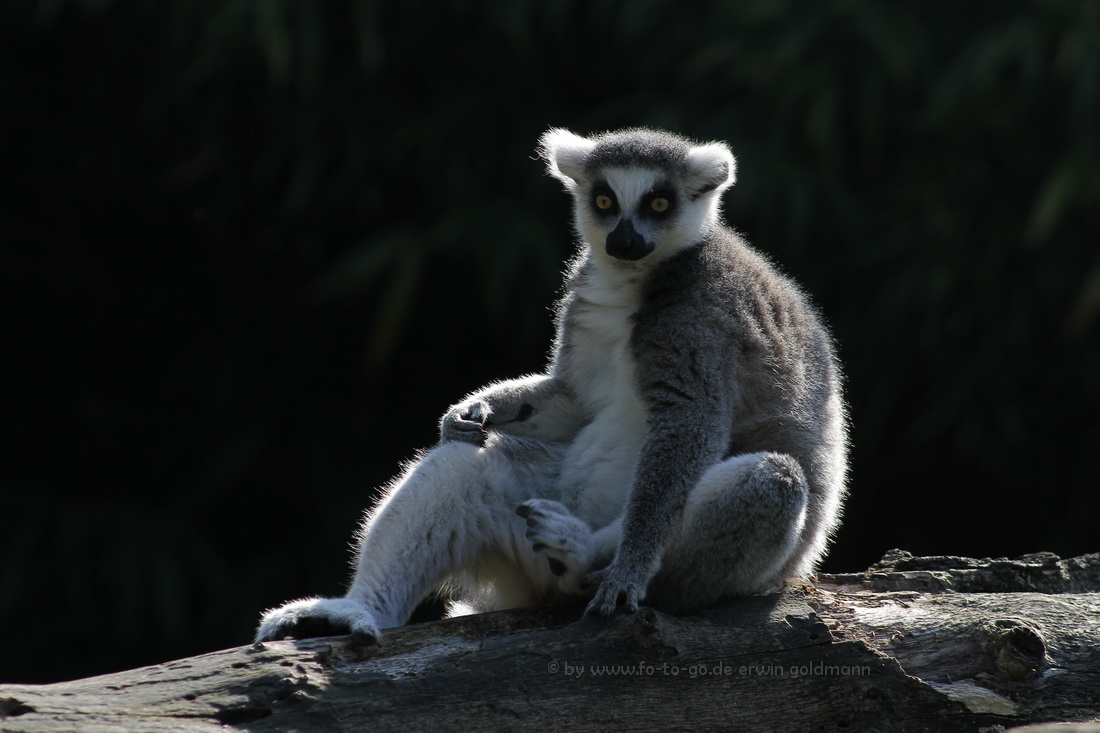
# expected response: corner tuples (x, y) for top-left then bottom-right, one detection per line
(255, 127), (848, 643)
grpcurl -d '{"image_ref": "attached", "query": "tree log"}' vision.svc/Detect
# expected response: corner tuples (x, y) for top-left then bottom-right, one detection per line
(1, 551), (1098, 732)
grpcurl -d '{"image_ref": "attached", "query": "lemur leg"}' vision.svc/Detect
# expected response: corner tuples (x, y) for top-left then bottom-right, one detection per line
(255, 436), (564, 643)
(646, 452), (809, 613)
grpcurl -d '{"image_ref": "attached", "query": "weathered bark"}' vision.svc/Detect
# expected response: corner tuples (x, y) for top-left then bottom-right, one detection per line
(1, 551), (1097, 732)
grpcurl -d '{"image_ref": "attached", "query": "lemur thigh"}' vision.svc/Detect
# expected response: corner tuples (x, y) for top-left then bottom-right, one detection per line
(256, 437), (562, 642)
(358, 437), (571, 614)
(646, 452), (809, 613)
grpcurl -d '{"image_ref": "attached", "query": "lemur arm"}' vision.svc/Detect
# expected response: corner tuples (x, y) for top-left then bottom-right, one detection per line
(585, 330), (735, 616)
(439, 374), (586, 445)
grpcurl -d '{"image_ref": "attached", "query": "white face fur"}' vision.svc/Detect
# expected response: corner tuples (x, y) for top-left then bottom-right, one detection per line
(540, 128), (737, 269)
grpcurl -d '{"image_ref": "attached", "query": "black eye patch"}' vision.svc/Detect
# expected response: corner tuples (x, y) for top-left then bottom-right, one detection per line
(639, 187), (676, 219)
(591, 183), (619, 215)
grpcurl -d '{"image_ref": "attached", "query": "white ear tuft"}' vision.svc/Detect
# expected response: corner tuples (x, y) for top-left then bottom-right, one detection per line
(539, 128), (595, 188)
(685, 141), (736, 195)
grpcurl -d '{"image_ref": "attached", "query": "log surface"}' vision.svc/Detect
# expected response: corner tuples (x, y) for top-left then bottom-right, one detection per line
(1, 551), (1098, 732)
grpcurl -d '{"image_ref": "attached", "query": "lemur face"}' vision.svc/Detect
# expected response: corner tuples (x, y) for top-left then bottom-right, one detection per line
(576, 167), (707, 263)
(541, 128), (736, 266)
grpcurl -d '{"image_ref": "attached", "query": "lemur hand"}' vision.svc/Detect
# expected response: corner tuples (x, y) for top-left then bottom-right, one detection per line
(440, 401), (489, 445)
(583, 562), (644, 617)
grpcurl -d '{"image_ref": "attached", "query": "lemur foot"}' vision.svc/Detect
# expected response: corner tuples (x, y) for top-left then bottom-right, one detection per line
(255, 597), (380, 644)
(516, 499), (594, 594)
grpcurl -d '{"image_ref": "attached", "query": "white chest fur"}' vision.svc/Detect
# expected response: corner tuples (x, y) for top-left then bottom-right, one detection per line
(558, 261), (648, 527)
(567, 259), (644, 406)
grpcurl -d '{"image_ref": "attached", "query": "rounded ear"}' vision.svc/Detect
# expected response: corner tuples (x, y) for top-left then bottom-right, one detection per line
(685, 141), (736, 196)
(539, 128), (595, 188)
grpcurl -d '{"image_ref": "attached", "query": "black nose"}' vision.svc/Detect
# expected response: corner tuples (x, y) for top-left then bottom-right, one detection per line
(605, 219), (654, 261)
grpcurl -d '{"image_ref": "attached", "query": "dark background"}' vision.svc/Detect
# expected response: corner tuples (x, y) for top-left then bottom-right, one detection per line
(3, 0), (1098, 684)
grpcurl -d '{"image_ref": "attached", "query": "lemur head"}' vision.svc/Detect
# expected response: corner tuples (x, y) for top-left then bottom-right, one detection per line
(540, 127), (736, 265)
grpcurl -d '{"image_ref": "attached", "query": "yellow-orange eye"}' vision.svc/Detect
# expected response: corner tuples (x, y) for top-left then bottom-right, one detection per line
(650, 197), (670, 213)
(595, 194), (614, 210)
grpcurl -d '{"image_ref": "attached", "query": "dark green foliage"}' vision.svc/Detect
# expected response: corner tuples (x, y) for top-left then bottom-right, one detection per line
(2, 0), (1097, 683)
